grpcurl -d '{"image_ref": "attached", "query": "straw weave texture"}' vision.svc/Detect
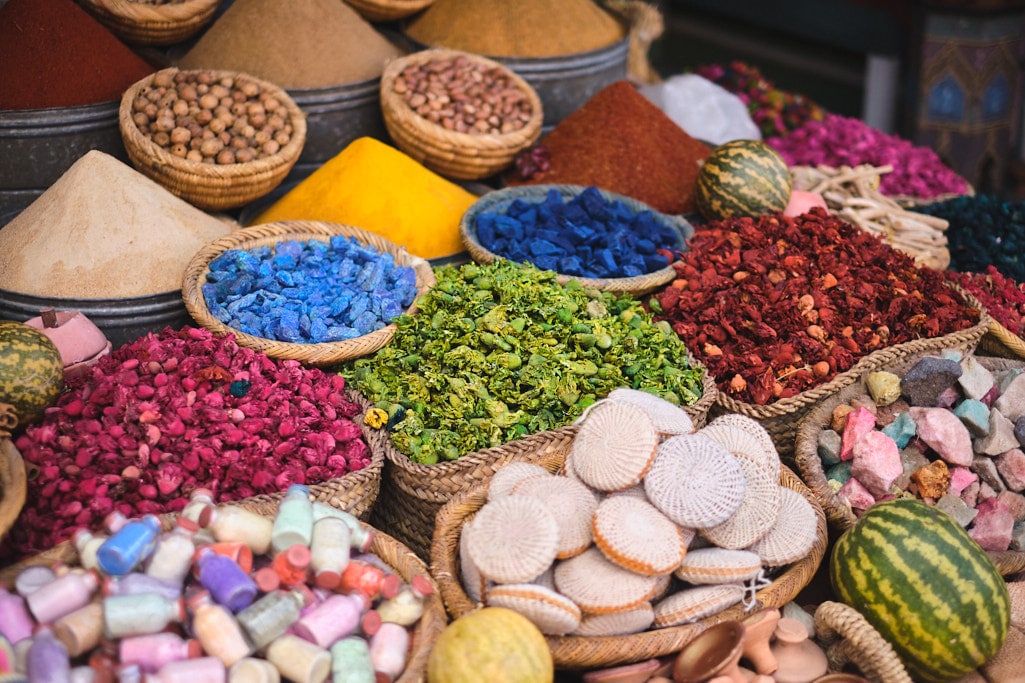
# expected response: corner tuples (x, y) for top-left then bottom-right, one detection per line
(814, 601), (914, 683)
(79, 0), (220, 45)
(0, 439), (26, 542)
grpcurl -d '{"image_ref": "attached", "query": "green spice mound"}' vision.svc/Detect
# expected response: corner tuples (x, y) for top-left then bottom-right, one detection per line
(347, 260), (704, 464)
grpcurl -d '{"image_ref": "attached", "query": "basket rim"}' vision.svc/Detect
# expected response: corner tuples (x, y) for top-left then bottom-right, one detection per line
(459, 183), (694, 295)
(983, 319), (1025, 360)
(181, 220), (436, 367)
(79, 0), (221, 23)
(379, 47), (544, 154)
(428, 461), (827, 669)
(119, 67), (307, 181)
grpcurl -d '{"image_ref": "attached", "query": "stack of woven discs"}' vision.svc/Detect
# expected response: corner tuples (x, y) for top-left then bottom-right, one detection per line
(456, 390), (821, 637)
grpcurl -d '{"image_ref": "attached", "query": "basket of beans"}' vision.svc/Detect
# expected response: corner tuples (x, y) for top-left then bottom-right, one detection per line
(76, 0), (222, 46)
(379, 48), (544, 181)
(119, 67), (307, 211)
(181, 220), (436, 366)
(345, 0), (435, 23)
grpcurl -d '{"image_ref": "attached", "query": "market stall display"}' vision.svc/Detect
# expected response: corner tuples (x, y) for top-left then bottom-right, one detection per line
(75, 0), (222, 46)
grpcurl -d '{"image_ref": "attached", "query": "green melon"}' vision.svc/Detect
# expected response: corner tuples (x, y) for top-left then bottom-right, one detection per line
(0, 320), (64, 425)
(830, 497), (1009, 682)
(695, 139), (792, 221)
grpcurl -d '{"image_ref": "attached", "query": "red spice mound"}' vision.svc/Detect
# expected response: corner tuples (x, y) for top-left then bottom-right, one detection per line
(652, 208), (982, 406)
(945, 267), (1025, 337)
(505, 80), (711, 215)
(5, 326), (371, 560)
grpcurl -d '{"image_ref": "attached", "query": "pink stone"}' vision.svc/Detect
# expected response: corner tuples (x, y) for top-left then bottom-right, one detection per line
(850, 431), (902, 498)
(969, 498), (1015, 552)
(908, 407), (974, 466)
(840, 407), (878, 461)
(838, 476), (876, 512)
(997, 449), (1025, 493)
(996, 490), (1025, 521)
(949, 466), (979, 496)
(783, 190), (828, 217)
(961, 480), (981, 508)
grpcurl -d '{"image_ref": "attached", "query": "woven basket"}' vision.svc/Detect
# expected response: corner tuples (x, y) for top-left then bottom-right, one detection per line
(710, 284), (991, 465)
(0, 439), (26, 542)
(182, 221), (436, 367)
(460, 184), (695, 297)
(344, 0), (434, 22)
(380, 48), (544, 180)
(979, 319), (1025, 361)
(0, 512), (445, 683)
(814, 601), (913, 683)
(119, 67), (306, 211)
(429, 462), (827, 670)
(370, 369), (717, 561)
(793, 353), (1025, 576)
(77, 0), (221, 46)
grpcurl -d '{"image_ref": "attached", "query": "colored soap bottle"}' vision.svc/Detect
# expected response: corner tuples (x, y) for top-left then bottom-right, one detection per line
(97, 515), (162, 576)
(291, 593), (368, 648)
(119, 633), (202, 674)
(198, 505), (273, 556)
(73, 530), (108, 572)
(329, 637), (375, 683)
(14, 565), (57, 597)
(195, 548), (258, 612)
(235, 589), (306, 650)
(311, 503), (373, 552)
(263, 634), (330, 683)
(144, 518), (198, 587)
(0, 588), (34, 644)
(53, 601), (105, 657)
(369, 622), (410, 682)
(103, 573), (181, 602)
(26, 626), (71, 683)
(180, 488), (215, 524)
(271, 545), (311, 588)
(271, 484), (313, 555)
(228, 658), (280, 683)
(338, 560), (401, 602)
(103, 592), (185, 639)
(377, 575), (434, 627)
(309, 516), (350, 590)
(142, 657), (226, 683)
(187, 590), (254, 667)
(25, 569), (100, 624)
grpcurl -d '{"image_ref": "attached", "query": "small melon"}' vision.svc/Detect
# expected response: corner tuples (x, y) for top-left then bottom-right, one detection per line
(695, 139), (792, 221)
(0, 320), (64, 425)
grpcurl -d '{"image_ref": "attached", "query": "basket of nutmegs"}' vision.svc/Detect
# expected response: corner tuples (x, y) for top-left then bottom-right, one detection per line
(345, 0), (435, 22)
(380, 48), (543, 181)
(76, 0), (222, 46)
(119, 67), (306, 211)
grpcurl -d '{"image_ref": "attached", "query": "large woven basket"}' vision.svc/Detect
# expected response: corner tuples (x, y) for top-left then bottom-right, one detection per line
(429, 462), (827, 670)
(793, 352), (1025, 576)
(119, 67), (306, 211)
(380, 48), (544, 180)
(979, 319), (1025, 361)
(344, 0), (434, 22)
(460, 184), (695, 297)
(77, 0), (221, 46)
(814, 601), (913, 683)
(0, 439), (26, 542)
(182, 221), (436, 367)
(710, 284), (991, 465)
(0, 512), (446, 683)
(370, 369), (717, 561)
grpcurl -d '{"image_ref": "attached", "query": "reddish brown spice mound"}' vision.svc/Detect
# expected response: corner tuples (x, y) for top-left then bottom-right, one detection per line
(506, 80), (711, 215)
(5, 326), (370, 560)
(651, 208), (981, 406)
(945, 266), (1025, 337)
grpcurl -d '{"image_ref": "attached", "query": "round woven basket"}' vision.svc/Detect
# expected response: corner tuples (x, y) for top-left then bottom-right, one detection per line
(814, 601), (913, 683)
(710, 283), (992, 466)
(119, 67), (307, 211)
(344, 0), (434, 22)
(0, 513), (445, 683)
(77, 0), (221, 46)
(793, 352), (1025, 577)
(0, 438), (27, 542)
(429, 462), (827, 670)
(370, 366), (717, 561)
(979, 319), (1025, 361)
(379, 48), (544, 180)
(182, 220), (436, 367)
(460, 184), (695, 297)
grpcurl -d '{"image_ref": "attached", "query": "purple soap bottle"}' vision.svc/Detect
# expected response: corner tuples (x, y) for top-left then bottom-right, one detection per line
(26, 626), (71, 683)
(195, 548), (258, 612)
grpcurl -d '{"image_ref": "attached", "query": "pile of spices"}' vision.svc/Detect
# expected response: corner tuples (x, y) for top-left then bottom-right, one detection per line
(0, 150), (232, 299)
(251, 137), (477, 261)
(506, 81), (712, 216)
(0, 0), (155, 110)
(944, 267), (1025, 337)
(4, 489), (431, 683)
(693, 61), (824, 139)
(767, 113), (969, 200)
(650, 208), (982, 406)
(4, 326), (371, 560)
(914, 194), (1025, 281)
(402, 0), (626, 59)
(471, 186), (682, 279)
(176, 0), (404, 89)
(344, 259), (705, 464)
(203, 236), (419, 343)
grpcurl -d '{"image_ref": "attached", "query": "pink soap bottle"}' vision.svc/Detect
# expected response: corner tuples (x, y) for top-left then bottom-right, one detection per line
(0, 587), (34, 643)
(119, 632), (203, 674)
(291, 592), (367, 648)
(143, 657), (226, 683)
(369, 621), (411, 682)
(15, 565), (57, 597)
(25, 569), (100, 624)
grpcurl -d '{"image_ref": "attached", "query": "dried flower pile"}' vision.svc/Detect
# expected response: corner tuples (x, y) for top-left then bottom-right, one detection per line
(4, 327), (371, 560)
(650, 209), (982, 405)
(945, 267), (1025, 338)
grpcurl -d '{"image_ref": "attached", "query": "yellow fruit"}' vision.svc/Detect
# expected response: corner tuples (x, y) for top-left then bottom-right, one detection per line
(427, 607), (554, 683)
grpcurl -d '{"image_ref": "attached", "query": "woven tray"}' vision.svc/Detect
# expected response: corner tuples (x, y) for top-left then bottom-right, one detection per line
(380, 48), (544, 180)
(344, 0), (434, 22)
(460, 184), (695, 297)
(119, 67), (306, 211)
(814, 601), (913, 683)
(710, 284), (992, 465)
(793, 352), (1025, 576)
(77, 0), (221, 46)
(429, 462), (827, 670)
(0, 439), (26, 542)
(978, 319), (1025, 361)
(182, 221), (436, 367)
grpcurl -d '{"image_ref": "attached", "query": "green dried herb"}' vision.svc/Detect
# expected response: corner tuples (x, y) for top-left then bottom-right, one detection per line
(341, 260), (704, 463)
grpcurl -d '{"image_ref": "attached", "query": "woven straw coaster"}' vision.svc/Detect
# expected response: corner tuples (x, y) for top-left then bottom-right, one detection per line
(592, 495), (687, 576)
(554, 546), (662, 615)
(568, 401), (659, 491)
(464, 495), (559, 584)
(487, 583), (583, 636)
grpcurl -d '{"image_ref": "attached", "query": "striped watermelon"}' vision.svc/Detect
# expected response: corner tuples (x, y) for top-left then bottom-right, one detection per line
(830, 498), (1009, 682)
(695, 139), (792, 221)
(0, 320), (64, 425)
